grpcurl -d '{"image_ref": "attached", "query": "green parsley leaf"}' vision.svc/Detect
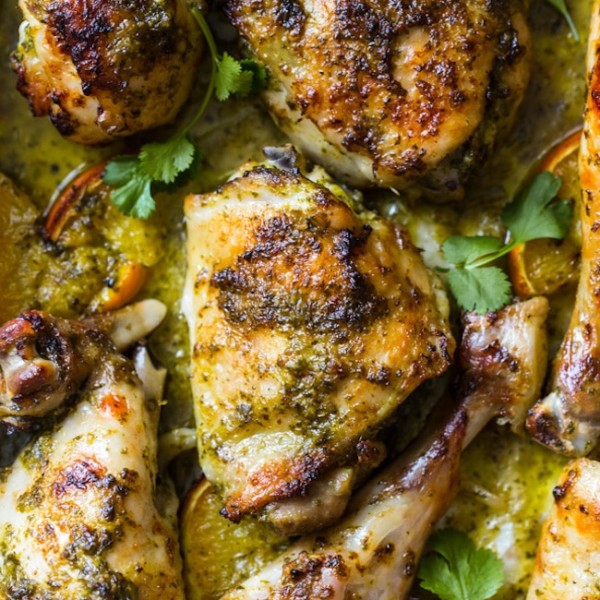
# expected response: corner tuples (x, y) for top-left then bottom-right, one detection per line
(545, 0), (580, 41)
(442, 235), (503, 266)
(102, 135), (195, 219)
(502, 172), (572, 243)
(418, 529), (505, 600)
(447, 267), (512, 314)
(440, 173), (572, 314)
(139, 135), (196, 185)
(240, 59), (268, 94)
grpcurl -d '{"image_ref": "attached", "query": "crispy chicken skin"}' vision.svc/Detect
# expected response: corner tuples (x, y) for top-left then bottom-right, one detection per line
(527, 458), (600, 600)
(11, 0), (202, 144)
(527, 1), (600, 456)
(220, 297), (549, 600)
(226, 0), (531, 196)
(183, 152), (454, 532)
(0, 324), (183, 598)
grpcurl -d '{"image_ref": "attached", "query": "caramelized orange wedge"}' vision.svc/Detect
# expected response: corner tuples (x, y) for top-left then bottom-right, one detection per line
(180, 479), (288, 600)
(508, 129), (582, 298)
(44, 163), (152, 313)
(45, 163), (106, 242)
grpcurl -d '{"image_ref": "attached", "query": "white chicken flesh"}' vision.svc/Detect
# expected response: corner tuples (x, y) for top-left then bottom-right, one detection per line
(0, 309), (184, 599)
(183, 149), (454, 535)
(527, 0), (600, 457)
(226, 0), (531, 197)
(527, 458), (600, 600)
(11, 0), (203, 144)
(220, 297), (549, 600)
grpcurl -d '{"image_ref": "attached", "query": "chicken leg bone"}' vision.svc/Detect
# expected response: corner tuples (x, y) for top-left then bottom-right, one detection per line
(527, 1), (600, 457)
(0, 299), (166, 424)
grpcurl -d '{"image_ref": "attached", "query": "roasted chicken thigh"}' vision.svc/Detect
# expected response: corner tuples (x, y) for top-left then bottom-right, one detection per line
(183, 150), (454, 533)
(221, 297), (549, 600)
(11, 0), (203, 144)
(227, 0), (531, 196)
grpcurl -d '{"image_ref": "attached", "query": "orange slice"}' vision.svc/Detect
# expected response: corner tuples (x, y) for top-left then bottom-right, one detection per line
(180, 479), (288, 600)
(508, 129), (582, 298)
(44, 163), (153, 313)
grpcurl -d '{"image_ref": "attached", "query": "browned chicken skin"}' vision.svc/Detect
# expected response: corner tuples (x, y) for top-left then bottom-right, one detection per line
(183, 151), (454, 534)
(527, 1), (600, 457)
(11, 0), (203, 143)
(221, 297), (549, 600)
(226, 0), (531, 197)
(527, 458), (600, 599)
(0, 308), (183, 599)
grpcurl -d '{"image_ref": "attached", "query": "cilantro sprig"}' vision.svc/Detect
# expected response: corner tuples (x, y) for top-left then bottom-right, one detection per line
(545, 0), (579, 42)
(417, 529), (504, 600)
(443, 172), (572, 314)
(102, 8), (267, 219)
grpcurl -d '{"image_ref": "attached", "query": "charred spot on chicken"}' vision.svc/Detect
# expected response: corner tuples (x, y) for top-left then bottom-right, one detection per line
(226, 0), (532, 198)
(11, 0), (203, 144)
(183, 151), (455, 534)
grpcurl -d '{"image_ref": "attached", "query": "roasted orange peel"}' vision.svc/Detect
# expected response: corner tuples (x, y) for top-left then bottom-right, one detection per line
(44, 163), (147, 313)
(508, 128), (582, 299)
(180, 478), (288, 600)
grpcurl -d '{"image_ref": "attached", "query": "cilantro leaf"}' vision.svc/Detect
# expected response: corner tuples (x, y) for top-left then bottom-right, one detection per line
(447, 267), (512, 314)
(102, 155), (139, 187)
(240, 59), (268, 94)
(545, 0), (580, 41)
(215, 52), (266, 101)
(139, 135), (196, 185)
(103, 9), (267, 219)
(418, 529), (504, 600)
(109, 175), (155, 220)
(502, 172), (571, 243)
(442, 235), (503, 266)
(102, 135), (195, 219)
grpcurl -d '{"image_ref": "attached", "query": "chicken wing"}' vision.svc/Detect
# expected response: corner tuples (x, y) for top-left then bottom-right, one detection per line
(527, 1), (600, 457)
(220, 297), (549, 600)
(0, 323), (183, 598)
(11, 0), (202, 144)
(226, 0), (531, 197)
(527, 458), (600, 600)
(183, 149), (454, 534)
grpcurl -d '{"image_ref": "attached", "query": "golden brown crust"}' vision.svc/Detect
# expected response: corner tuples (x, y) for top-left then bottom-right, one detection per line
(11, 0), (202, 143)
(527, 459), (600, 599)
(227, 0), (530, 193)
(527, 2), (600, 456)
(184, 160), (454, 525)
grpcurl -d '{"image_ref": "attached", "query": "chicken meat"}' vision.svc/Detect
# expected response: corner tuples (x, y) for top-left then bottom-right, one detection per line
(527, 1), (600, 457)
(183, 148), (454, 535)
(0, 310), (184, 599)
(0, 299), (166, 427)
(11, 0), (203, 144)
(527, 458), (600, 600)
(220, 297), (549, 600)
(226, 0), (531, 197)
